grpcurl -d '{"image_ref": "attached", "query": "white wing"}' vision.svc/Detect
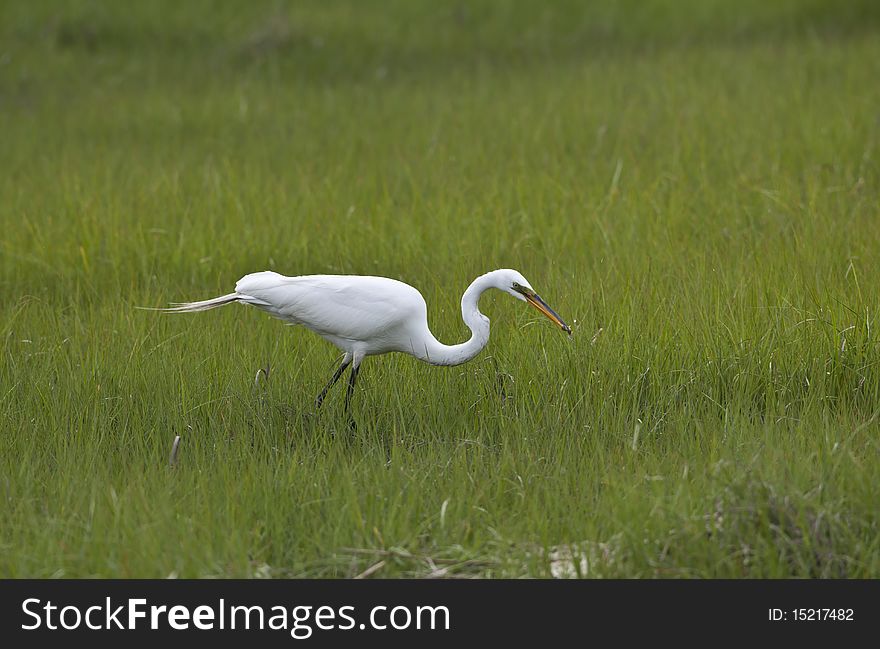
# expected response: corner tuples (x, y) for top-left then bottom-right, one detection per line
(234, 272), (428, 349)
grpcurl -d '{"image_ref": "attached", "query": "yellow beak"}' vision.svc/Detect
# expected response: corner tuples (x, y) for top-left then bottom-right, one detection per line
(524, 291), (572, 335)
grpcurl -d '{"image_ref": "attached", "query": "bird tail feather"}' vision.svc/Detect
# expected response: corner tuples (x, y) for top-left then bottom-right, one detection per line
(139, 293), (241, 313)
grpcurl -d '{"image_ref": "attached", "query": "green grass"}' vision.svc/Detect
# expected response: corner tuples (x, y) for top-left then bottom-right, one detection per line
(2, 0), (879, 577)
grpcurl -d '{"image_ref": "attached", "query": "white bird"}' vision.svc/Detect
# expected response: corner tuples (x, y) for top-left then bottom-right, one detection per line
(155, 268), (571, 411)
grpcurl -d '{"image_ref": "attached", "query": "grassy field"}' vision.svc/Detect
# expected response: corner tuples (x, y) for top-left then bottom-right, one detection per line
(1, 0), (879, 577)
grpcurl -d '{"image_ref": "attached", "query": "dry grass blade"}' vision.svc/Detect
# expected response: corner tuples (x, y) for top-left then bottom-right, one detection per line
(354, 560), (386, 579)
(169, 435), (181, 467)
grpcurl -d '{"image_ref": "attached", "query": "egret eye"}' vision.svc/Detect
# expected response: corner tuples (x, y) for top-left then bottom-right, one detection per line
(511, 282), (530, 296)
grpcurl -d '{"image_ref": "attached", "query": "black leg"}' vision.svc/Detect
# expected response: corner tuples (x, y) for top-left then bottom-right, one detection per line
(344, 362), (361, 413)
(315, 356), (352, 409)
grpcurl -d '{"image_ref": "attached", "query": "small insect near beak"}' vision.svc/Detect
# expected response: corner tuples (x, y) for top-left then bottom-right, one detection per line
(515, 285), (572, 335)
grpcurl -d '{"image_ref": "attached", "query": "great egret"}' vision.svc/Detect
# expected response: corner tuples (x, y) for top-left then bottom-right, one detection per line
(155, 268), (570, 410)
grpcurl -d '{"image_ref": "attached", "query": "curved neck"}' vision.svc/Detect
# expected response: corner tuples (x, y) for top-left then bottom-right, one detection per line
(414, 271), (499, 366)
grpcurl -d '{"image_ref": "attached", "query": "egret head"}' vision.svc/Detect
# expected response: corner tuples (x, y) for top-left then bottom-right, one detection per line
(496, 269), (572, 335)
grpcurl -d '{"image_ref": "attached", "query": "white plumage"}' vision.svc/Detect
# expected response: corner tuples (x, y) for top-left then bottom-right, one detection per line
(157, 268), (570, 411)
